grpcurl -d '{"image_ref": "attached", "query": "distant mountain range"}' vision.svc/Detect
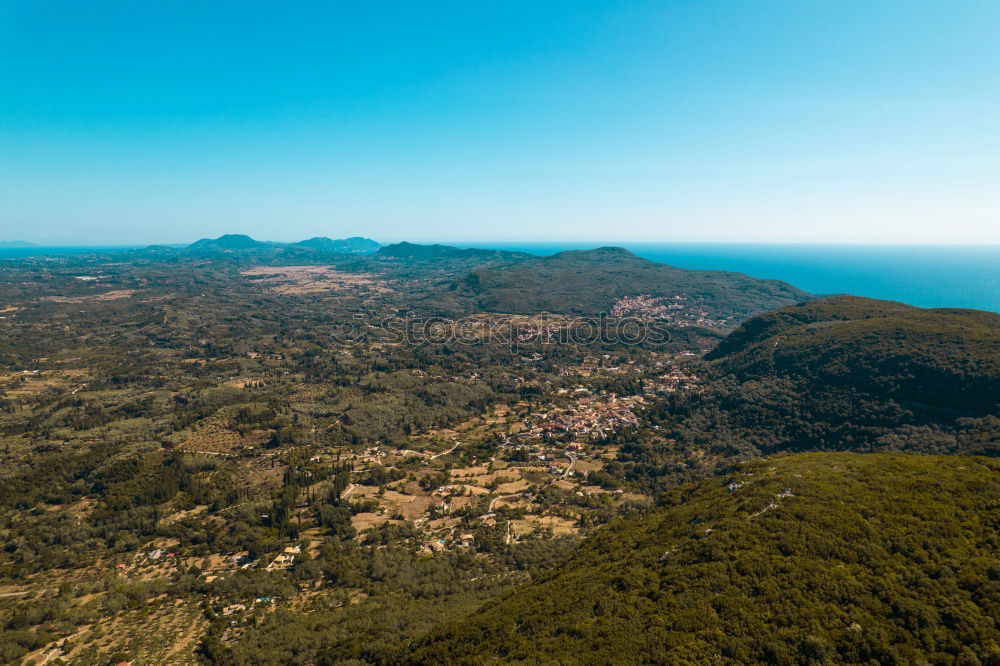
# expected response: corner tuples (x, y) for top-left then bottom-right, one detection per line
(0, 240), (40, 248)
(185, 234), (380, 254)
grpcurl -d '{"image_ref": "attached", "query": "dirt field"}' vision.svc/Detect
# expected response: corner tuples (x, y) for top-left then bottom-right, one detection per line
(42, 289), (136, 302)
(378, 490), (436, 520)
(0, 368), (90, 395)
(351, 511), (399, 531)
(240, 266), (390, 294)
(511, 515), (578, 537)
(179, 416), (271, 454)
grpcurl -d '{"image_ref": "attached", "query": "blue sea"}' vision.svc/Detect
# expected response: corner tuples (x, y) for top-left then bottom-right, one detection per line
(2, 242), (997, 313)
(0, 245), (148, 258)
(456, 243), (1000, 314)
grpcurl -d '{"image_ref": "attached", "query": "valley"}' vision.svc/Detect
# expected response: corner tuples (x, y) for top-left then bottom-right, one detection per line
(0, 240), (996, 665)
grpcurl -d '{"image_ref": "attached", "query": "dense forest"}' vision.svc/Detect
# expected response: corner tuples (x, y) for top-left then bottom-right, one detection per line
(707, 295), (1000, 415)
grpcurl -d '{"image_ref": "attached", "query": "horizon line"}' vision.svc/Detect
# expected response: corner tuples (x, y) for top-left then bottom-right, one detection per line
(4, 239), (1000, 248)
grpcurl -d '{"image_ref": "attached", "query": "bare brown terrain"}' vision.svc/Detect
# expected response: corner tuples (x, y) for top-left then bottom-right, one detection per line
(240, 266), (390, 294)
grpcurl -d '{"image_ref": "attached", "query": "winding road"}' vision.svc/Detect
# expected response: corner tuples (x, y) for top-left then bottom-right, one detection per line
(487, 493), (522, 512)
(563, 453), (577, 477)
(429, 441), (461, 460)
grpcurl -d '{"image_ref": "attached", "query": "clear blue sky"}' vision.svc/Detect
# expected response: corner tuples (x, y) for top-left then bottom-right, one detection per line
(1, 0), (998, 245)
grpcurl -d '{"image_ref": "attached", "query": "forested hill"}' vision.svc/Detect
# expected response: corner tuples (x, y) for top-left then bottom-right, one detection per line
(420, 246), (810, 321)
(375, 242), (532, 262)
(593, 297), (1000, 494)
(409, 453), (1000, 665)
(706, 296), (1000, 415)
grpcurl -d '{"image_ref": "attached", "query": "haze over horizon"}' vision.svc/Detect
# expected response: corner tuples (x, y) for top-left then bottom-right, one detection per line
(2, 1), (999, 246)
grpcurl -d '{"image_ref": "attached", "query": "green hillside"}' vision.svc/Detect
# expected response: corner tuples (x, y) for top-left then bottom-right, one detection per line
(410, 453), (1000, 665)
(376, 241), (532, 262)
(593, 297), (1000, 495)
(707, 296), (1000, 415)
(441, 247), (809, 321)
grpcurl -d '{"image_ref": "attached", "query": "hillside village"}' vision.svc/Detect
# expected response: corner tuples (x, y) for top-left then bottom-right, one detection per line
(8, 342), (701, 664)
